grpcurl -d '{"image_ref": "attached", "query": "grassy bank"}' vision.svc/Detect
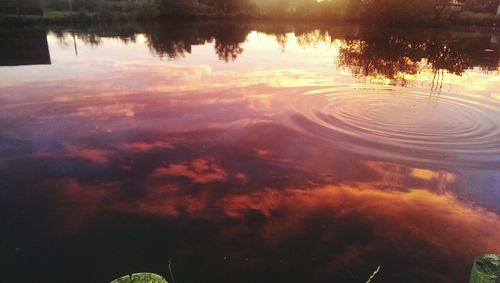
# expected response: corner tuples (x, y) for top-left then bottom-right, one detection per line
(0, 10), (139, 25)
(1, 8), (499, 27)
(451, 11), (500, 26)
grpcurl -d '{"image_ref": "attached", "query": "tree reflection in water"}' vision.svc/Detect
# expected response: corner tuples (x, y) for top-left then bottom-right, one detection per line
(140, 21), (247, 61)
(49, 21), (499, 87)
(337, 28), (500, 87)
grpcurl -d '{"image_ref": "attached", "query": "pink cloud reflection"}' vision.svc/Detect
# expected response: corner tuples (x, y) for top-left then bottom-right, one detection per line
(153, 159), (228, 184)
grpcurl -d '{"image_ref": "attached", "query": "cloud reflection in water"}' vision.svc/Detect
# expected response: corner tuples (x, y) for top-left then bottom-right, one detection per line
(0, 21), (499, 283)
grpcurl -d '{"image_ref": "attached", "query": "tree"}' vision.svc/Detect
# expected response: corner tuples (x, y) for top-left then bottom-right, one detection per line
(358, 0), (462, 23)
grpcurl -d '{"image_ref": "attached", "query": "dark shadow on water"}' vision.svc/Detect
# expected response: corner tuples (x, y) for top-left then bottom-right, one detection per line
(0, 29), (51, 66)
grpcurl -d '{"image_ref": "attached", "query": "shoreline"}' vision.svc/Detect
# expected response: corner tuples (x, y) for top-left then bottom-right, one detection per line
(1, 10), (500, 27)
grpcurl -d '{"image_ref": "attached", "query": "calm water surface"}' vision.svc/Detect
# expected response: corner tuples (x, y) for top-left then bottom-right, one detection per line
(0, 21), (499, 283)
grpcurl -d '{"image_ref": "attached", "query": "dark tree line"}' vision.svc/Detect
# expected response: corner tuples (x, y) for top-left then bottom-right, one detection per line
(42, 0), (500, 23)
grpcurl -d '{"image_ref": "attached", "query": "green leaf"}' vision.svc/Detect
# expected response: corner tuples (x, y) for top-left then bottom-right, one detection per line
(110, 273), (168, 283)
(469, 254), (500, 283)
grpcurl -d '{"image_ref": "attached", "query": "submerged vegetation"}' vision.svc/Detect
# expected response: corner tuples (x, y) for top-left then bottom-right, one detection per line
(0, 0), (499, 25)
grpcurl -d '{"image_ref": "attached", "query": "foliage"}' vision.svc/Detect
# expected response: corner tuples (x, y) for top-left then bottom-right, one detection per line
(111, 272), (168, 283)
(469, 254), (500, 283)
(43, 0), (100, 12)
(464, 0), (498, 13)
(136, 0), (161, 19)
(451, 11), (500, 25)
(351, 0), (456, 24)
(2, 0), (500, 25)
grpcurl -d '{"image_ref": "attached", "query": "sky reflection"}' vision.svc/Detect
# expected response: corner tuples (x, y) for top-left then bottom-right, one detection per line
(0, 21), (499, 283)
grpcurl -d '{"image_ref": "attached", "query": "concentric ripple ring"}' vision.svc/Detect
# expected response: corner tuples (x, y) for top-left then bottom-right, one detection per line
(291, 85), (500, 168)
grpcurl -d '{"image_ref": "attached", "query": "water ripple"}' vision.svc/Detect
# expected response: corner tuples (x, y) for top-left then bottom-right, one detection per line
(291, 85), (500, 168)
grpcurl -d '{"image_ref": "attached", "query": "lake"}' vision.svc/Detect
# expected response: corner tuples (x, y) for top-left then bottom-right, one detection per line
(0, 20), (499, 283)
